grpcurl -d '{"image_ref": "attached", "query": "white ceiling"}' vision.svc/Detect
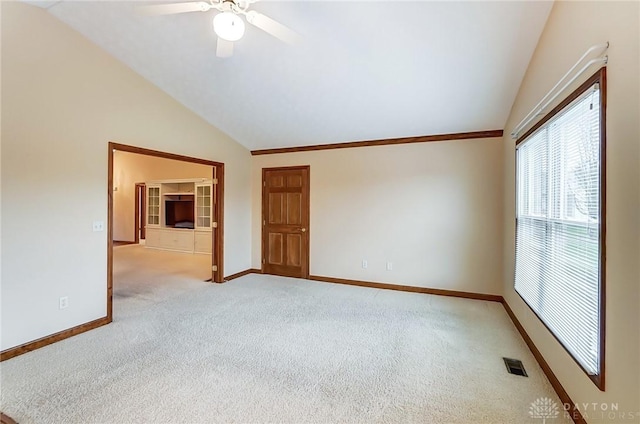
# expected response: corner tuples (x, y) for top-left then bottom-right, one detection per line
(37, 1), (553, 150)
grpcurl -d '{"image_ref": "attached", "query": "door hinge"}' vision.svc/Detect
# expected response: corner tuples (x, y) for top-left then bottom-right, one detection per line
(263, 181), (266, 187)
(262, 258), (265, 264)
(263, 220), (265, 226)
(212, 178), (218, 185)
(212, 265), (218, 272)
(212, 222), (218, 228)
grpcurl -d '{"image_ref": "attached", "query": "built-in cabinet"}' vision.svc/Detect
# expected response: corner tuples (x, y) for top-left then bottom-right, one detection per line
(145, 178), (214, 254)
(195, 183), (212, 228)
(147, 185), (160, 225)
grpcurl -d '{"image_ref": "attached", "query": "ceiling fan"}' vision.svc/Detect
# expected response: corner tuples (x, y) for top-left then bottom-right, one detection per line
(138, 0), (300, 58)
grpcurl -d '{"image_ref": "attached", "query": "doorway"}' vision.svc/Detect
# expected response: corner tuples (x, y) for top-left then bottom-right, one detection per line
(108, 142), (225, 321)
(261, 166), (310, 278)
(134, 183), (146, 243)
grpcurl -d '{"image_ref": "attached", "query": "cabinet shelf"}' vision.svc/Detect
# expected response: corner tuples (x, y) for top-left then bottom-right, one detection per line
(163, 192), (194, 196)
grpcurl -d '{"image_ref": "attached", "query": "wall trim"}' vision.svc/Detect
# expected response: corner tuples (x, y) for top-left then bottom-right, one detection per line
(1, 413), (18, 424)
(113, 240), (136, 246)
(228, 270), (503, 303)
(309, 275), (503, 302)
(0, 317), (111, 362)
(225, 268), (262, 281)
(251, 129), (504, 155)
(502, 300), (586, 424)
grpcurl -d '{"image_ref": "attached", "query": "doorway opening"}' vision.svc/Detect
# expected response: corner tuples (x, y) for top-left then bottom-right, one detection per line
(107, 142), (225, 322)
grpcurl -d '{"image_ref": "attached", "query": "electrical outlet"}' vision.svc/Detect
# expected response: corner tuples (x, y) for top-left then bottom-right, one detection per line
(386, 262), (393, 271)
(59, 296), (69, 310)
(92, 221), (104, 232)
(362, 260), (368, 269)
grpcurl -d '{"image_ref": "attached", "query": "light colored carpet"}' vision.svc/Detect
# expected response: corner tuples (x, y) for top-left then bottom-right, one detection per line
(1, 245), (570, 423)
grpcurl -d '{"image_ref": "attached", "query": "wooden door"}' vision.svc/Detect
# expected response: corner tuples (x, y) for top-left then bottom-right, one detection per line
(262, 166), (310, 278)
(134, 183), (146, 243)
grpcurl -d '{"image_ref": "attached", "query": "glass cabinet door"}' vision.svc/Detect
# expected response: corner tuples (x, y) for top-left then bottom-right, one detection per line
(147, 186), (160, 226)
(195, 183), (211, 229)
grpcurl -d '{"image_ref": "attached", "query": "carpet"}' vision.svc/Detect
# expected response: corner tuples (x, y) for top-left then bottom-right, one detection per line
(0, 246), (570, 423)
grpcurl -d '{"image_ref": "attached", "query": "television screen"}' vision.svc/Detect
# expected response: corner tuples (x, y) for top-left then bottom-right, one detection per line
(165, 200), (194, 228)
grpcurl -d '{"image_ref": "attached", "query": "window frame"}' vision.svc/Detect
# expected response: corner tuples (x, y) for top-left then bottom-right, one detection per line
(515, 67), (606, 391)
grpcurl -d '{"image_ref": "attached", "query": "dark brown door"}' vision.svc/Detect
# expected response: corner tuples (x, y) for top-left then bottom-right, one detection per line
(262, 166), (310, 278)
(134, 183), (146, 243)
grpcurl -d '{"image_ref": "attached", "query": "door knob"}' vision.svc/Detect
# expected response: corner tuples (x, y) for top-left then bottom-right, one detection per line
(301, 228), (306, 232)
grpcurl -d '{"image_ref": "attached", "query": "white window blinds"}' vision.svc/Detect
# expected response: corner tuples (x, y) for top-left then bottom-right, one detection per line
(515, 84), (602, 376)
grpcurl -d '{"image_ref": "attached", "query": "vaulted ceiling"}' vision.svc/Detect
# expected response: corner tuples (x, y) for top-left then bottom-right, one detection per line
(30, 1), (553, 150)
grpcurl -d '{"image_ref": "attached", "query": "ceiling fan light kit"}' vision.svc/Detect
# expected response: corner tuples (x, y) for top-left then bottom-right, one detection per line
(213, 11), (245, 42)
(139, 0), (300, 57)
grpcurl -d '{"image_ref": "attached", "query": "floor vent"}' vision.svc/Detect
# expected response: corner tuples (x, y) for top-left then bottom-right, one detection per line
(503, 357), (528, 377)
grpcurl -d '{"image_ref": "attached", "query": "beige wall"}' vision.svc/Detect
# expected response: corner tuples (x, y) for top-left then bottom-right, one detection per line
(502, 1), (639, 419)
(1, 3), (251, 351)
(112, 152), (211, 242)
(252, 137), (504, 294)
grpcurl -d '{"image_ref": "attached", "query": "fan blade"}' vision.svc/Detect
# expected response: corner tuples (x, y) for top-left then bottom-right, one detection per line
(237, 0), (260, 7)
(216, 38), (234, 58)
(137, 2), (212, 16)
(246, 11), (300, 45)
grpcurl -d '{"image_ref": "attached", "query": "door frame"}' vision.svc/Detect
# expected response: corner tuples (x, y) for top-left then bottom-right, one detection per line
(108, 142), (225, 322)
(134, 182), (146, 243)
(261, 165), (310, 279)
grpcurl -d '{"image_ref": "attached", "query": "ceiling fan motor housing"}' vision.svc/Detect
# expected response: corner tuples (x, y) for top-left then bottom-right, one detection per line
(220, 0), (238, 13)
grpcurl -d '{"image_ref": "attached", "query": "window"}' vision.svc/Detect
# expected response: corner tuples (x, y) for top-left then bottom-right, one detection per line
(514, 68), (606, 390)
